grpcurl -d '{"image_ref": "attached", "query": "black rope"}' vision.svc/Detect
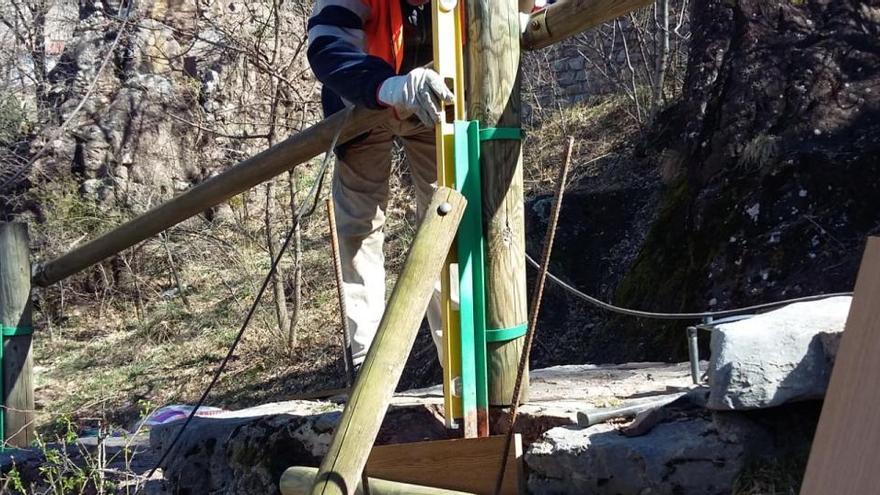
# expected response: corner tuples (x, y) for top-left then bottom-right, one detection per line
(526, 254), (852, 320)
(143, 106), (352, 483)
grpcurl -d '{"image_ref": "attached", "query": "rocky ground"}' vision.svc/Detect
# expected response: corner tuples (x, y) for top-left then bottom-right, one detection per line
(0, 296), (852, 493)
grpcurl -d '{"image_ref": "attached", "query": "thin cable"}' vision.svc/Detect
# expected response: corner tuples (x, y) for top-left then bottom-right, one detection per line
(526, 254), (853, 319)
(143, 106), (353, 483)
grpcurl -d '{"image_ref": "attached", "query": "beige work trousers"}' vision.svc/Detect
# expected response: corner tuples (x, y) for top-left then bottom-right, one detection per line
(332, 117), (443, 365)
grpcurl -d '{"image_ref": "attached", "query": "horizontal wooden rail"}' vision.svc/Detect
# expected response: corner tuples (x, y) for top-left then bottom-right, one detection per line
(521, 0), (654, 51)
(31, 0), (649, 287)
(33, 107), (391, 287)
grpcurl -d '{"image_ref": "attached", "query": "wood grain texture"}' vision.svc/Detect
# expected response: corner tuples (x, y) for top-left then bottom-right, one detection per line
(0, 223), (35, 447)
(801, 237), (880, 495)
(521, 0), (654, 51)
(466, 0), (529, 407)
(33, 106), (392, 287)
(283, 467), (473, 495)
(309, 188), (466, 495)
(365, 435), (523, 495)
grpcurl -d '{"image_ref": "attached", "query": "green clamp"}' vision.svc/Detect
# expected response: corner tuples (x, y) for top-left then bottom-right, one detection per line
(2, 326), (33, 337)
(485, 323), (527, 342)
(479, 127), (522, 142)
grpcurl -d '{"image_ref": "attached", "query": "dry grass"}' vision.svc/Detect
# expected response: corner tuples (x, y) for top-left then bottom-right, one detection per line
(25, 92), (636, 435)
(522, 93), (641, 197)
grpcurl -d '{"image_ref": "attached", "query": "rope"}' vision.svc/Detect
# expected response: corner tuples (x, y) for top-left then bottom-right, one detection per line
(142, 106), (353, 484)
(525, 254), (853, 320)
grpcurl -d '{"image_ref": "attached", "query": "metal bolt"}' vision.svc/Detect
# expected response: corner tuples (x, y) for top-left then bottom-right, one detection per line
(437, 202), (452, 216)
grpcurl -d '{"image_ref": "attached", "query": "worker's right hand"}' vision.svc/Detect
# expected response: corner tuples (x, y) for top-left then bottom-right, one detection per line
(377, 68), (454, 127)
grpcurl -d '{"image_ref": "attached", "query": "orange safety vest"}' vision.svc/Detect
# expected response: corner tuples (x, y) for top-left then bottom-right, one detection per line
(362, 0), (405, 73)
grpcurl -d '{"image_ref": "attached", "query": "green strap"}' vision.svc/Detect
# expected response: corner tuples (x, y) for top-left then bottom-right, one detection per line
(1, 326), (32, 336)
(478, 127), (522, 141)
(486, 323), (527, 342)
(454, 120), (479, 429)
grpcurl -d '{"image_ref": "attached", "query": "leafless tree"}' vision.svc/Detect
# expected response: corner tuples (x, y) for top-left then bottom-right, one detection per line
(568, 0), (690, 125)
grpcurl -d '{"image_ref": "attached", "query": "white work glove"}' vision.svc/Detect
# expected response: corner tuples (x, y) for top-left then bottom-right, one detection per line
(377, 67), (454, 127)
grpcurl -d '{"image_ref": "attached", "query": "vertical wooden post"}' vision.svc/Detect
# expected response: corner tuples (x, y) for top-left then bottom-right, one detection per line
(0, 223), (35, 448)
(465, 0), (530, 407)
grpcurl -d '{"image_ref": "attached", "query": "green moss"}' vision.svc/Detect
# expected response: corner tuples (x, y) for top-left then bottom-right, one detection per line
(599, 177), (747, 361)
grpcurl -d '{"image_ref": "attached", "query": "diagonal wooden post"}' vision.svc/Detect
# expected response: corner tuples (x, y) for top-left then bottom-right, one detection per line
(310, 188), (466, 495)
(0, 223), (35, 448)
(466, 0), (530, 408)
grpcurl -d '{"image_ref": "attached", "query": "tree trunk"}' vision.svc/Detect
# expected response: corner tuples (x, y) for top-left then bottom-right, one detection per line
(596, 0), (880, 362)
(265, 180), (292, 341)
(650, 0), (669, 121)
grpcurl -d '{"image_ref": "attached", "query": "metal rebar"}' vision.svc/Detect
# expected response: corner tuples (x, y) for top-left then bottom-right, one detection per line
(493, 136), (574, 495)
(687, 326), (700, 385)
(326, 199), (356, 388)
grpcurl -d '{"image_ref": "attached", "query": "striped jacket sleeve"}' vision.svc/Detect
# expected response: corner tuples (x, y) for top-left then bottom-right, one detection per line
(307, 0), (396, 109)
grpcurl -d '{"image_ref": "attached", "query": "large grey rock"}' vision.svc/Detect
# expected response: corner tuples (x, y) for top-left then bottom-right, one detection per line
(707, 296), (850, 410)
(148, 364), (698, 493)
(526, 413), (770, 495)
(398, 362), (696, 443)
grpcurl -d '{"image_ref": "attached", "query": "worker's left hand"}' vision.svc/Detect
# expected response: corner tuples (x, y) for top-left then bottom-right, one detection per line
(377, 68), (454, 127)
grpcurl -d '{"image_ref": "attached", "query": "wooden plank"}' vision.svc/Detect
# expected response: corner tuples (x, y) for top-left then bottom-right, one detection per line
(282, 466), (473, 495)
(365, 435), (523, 495)
(309, 188), (466, 495)
(0, 223), (35, 447)
(466, 0), (530, 408)
(801, 237), (880, 494)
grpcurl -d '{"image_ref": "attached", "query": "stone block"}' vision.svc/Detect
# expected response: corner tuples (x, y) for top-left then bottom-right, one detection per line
(526, 412), (769, 494)
(707, 296), (850, 410)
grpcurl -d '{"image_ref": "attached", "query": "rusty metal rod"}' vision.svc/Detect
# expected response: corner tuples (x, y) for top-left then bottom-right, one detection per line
(326, 198), (356, 387)
(492, 136), (575, 495)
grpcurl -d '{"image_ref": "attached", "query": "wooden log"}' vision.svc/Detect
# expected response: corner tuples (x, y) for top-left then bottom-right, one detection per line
(32, 0), (652, 289)
(366, 435), (523, 495)
(466, 0), (529, 407)
(801, 237), (880, 494)
(32, 106), (392, 287)
(309, 188), (466, 495)
(0, 223), (35, 447)
(32, 0), (648, 289)
(521, 0), (654, 51)
(283, 467), (473, 495)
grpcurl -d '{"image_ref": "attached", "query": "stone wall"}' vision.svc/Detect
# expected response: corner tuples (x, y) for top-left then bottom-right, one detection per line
(523, 21), (648, 110)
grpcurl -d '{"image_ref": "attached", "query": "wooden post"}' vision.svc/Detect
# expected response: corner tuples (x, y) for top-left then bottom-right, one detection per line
(0, 223), (35, 448)
(521, 0), (654, 51)
(466, 0), (529, 407)
(31, 0), (654, 289)
(310, 188), (466, 495)
(32, 106), (392, 288)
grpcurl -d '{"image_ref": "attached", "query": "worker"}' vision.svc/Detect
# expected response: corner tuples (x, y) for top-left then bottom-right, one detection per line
(307, 0), (453, 371)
